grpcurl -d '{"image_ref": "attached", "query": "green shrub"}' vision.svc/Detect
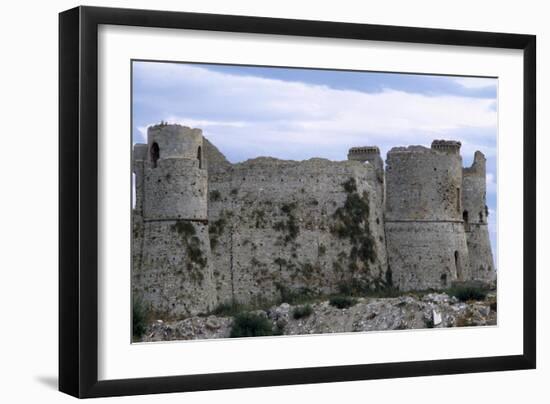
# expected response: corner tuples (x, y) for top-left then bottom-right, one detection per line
(448, 286), (488, 302)
(292, 304), (313, 319)
(342, 177), (358, 194)
(273, 203), (300, 243)
(329, 295), (357, 309)
(132, 298), (148, 340)
(230, 312), (273, 338)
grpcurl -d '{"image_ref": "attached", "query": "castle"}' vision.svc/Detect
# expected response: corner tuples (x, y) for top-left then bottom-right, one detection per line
(132, 124), (496, 317)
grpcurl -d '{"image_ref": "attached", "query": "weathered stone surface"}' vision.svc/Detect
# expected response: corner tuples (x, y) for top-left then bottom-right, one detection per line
(132, 220), (216, 317)
(386, 221), (470, 290)
(462, 151), (496, 283)
(385, 143), (471, 291)
(207, 157), (388, 305)
(132, 125), (496, 320)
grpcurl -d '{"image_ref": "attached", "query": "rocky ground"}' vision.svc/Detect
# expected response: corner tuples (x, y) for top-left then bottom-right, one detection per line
(137, 291), (496, 342)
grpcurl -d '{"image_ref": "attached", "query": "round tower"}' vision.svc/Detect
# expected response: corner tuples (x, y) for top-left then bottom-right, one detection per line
(143, 124), (208, 221)
(384, 141), (470, 290)
(462, 151), (496, 284)
(132, 124), (215, 318)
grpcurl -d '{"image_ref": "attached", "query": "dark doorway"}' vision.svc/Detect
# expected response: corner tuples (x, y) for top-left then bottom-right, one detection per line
(454, 250), (463, 280)
(150, 142), (159, 168)
(463, 210), (469, 231)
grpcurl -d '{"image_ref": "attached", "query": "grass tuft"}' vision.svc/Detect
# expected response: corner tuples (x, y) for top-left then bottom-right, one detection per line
(292, 304), (313, 319)
(132, 297), (148, 340)
(447, 286), (488, 302)
(329, 295), (357, 309)
(230, 312), (273, 338)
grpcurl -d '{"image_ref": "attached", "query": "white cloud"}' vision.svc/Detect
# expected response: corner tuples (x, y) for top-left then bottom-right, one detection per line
(136, 126), (148, 142)
(165, 117), (249, 129)
(134, 62), (497, 162)
(454, 77), (496, 89)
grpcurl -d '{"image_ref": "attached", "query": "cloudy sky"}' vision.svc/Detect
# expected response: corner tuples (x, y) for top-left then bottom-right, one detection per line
(132, 61), (498, 262)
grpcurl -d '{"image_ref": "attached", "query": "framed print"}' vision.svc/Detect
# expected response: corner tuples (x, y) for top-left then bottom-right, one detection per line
(59, 6), (536, 398)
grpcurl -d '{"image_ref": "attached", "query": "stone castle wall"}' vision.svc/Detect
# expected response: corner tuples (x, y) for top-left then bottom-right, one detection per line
(132, 125), (496, 318)
(207, 157), (388, 306)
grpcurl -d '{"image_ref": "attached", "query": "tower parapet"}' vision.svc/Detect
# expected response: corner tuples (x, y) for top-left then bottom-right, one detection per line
(431, 139), (462, 154)
(141, 125), (208, 221)
(348, 146), (384, 181)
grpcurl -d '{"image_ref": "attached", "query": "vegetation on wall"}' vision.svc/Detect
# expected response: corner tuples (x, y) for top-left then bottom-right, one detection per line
(171, 220), (207, 282)
(273, 202), (299, 244)
(209, 210), (233, 249)
(209, 189), (221, 201)
(252, 209), (267, 228)
(331, 178), (377, 277)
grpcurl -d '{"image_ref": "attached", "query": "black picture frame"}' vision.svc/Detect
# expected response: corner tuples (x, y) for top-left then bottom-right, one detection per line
(59, 5), (536, 398)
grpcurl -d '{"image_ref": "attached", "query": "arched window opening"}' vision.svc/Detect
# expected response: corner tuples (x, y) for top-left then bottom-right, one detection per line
(456, 187), (461, 213)
(479, 211), (484, 223)
(150, 142), (159, 168)
(197, 146), (202, 169)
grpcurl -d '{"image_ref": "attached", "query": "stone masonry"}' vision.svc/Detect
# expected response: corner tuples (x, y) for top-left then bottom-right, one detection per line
(133, 124), (496, 317)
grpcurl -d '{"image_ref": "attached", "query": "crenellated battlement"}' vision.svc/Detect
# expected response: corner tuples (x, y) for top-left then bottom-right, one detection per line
(348, 146), (384, 182)
(431, 139), (462, 153)
(347, 146), (381, 159)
